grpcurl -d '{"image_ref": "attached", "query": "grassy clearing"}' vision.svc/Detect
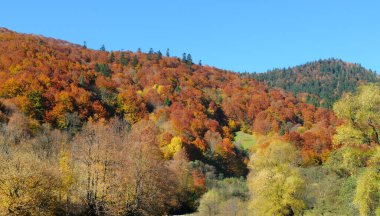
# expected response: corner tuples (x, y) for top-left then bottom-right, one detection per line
(234, 131), (257, 151)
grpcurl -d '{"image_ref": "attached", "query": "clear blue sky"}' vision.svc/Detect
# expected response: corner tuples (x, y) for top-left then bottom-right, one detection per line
(1, 0), (379, 72)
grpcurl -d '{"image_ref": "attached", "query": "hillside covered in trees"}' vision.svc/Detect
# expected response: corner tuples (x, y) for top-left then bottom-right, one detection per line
(245, 59), (378, 108)
(1, 28), (380, 215)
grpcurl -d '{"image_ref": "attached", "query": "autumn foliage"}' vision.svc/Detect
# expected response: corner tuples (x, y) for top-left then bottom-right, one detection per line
(0, 28), (339, 169)
(0, 28), (350, 214)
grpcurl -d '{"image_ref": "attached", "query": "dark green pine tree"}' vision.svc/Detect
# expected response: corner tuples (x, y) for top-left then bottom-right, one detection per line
(147, 48), (154, 60)
(109, 52), (115, 63)
(119, 52), (130, 66)
(164, 97), (172, 106)
(187, 54), (193, 65)
(132, 55), (139, 67)
(94, 63), (100, 72)
(182, 53), (187, 63)
(119, 52), (125, 64)
(79, 73), (86, 87)
(100, 44), (106, 51)
(166, 48), (170, 57)
(94, 63), (111, 77)
(156, 50), (162, 61)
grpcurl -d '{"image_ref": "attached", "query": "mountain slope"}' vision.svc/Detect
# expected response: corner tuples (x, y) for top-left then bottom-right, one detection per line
(244, 59), (378, 108)
(0, 27), (348, 215)
(0, 28), (337, 173)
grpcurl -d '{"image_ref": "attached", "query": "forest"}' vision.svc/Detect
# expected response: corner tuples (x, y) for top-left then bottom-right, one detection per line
(0, 28), (380, 216)
(245, 59), (378, 108)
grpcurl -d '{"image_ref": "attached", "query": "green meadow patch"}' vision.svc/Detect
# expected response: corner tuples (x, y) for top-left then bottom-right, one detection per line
(234, 131), (257, 151)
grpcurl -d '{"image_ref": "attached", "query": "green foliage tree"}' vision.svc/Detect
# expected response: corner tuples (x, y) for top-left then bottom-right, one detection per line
(301, 166), (359, 215)
(325, 146), (370, 177)
(333, 84), (380, 146)
(196, 178), (249, 216)
(94, 63), (112, 77)
(25, 90), (45, 121)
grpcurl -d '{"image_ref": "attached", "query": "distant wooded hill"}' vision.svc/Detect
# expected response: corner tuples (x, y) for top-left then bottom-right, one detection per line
(243, 59), (378, 108)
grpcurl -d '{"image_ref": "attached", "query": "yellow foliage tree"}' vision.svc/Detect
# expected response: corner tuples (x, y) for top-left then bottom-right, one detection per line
(116, 92), (142, 123)
(163, 136), (183, 159)
(0, 151), (59, 215)
(354, 147), (380, 216)
(1, 78), (25, 98)
(58, 149), (75, 212)
(248, 141), (305, 215)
